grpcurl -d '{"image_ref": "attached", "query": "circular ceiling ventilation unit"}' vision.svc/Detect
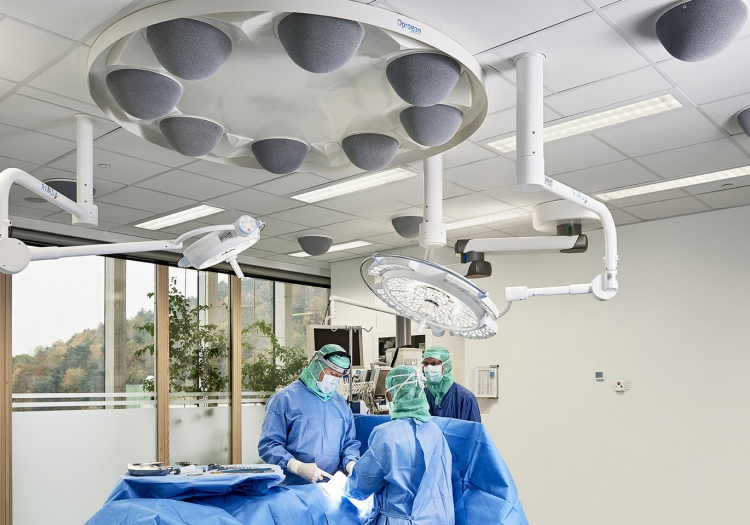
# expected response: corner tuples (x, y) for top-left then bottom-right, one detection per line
(655, 0), (748, 62)
(386, 53), (461, 107)
(737, 106), (750, 136)
(42, 179), (98, 201)
(146, 18), (233, 80)
(159, 116), (224, 157)
(297, 235), (334, 256)
(341, 133), (399, 171)
(250, 138), (309, 175)
(87, 1), (488, 173)
(105, 68), (182, 120)
(399, 104), (463, 146)
(278, 13), (363, 74)
(391, 216), (422, 239)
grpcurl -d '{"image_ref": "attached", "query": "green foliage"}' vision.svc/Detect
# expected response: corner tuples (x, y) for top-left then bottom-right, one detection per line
(241, 319), (307, 393)
(135, 278), (228, 393)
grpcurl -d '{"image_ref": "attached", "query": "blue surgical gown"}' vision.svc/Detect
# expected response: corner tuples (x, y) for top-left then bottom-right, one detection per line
(345, 418), (454, 525)
(425, 383), (481, 423)
(258, 379), (360, 485)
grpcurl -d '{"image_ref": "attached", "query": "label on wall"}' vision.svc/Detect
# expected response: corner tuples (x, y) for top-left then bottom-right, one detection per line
(474, 365), (499, 398)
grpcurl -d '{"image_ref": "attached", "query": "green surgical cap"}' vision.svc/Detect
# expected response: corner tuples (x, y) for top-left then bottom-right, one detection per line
(299, 344), (349, 402)
(423, 345), (452, 374)
(385, 365), (430, 422)
(319, 344), (350, 369)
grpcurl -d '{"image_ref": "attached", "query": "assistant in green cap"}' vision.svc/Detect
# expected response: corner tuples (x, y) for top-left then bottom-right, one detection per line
(385, 365), (431, 422)
(422, 345), (481, 422)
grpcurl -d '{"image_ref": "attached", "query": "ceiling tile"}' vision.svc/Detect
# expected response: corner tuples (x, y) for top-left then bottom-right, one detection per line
(254, 172), (330, 196)
(441, 140), (497, 169)
(602, 0), (681, 63)
(0, 155), (39, 173)
(471, 105), (562, 141)
(136, 169), (244, 201)
(254, 237), (305, 254)
(181, 160), (278, 186)
(476, 51), (555, 95)
(553, 159), (660, 194)
(484, 184), (559, 207)
(50, 148), (169, 184)
(8, 202), (58, 219)
(94, 129), (196, 168)
(495, 13), (648, 92)
(606, 188), (688, 208)
(609, 208), (642, 226)
(370, 176), (472, 205)
(28, 45), (95, 104)
(732, 133), (750, 157)
(150, 220), (216, 237)
(383, 0), (590, 54)
(91, 201), (154, 225)
(206, 188), (304, 216)
(0, 123), (74, 164)
(0, 78), (15, 98)
(16, 85), (106, 118)
(696, 186), (750, 209)
(366, 231), (416, 248)
(622, 196), (711, 220)
(545, 135), (626, 175)
(267, 205), (356, 227)
(483, 68), (517, 114)
(316, 218), (393, 240)
(442, 193), (514, 220)
(443, 224), (493, 238)
(0, 94), (116, 140)
(443, 156), (516, 191)
(0, 0), (133, 41)
(318, 192), (412, 215)
(97, 187), (195, 214)
(253, 218), (308, 237)
(109, 224), (173, 240)
(544, 67), (673, 117)
(636, 138), (750, 179)
(700, 94), (750, 136)
(0, 18), (71, 82)
(499, 224), (548, 237)
(686, 174), (750, 196)
(658, 37), (750, 105)
(594, 109), (726, 158)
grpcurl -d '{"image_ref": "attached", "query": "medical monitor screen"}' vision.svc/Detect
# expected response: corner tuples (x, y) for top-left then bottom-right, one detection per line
(307, 325), (363, 368)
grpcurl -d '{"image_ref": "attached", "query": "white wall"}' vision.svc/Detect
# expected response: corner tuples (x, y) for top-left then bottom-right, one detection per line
(331, 205), (750, 525)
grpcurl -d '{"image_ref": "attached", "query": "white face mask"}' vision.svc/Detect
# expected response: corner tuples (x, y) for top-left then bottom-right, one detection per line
(317, 374), (340, 394)
(424, 365), (444, 384)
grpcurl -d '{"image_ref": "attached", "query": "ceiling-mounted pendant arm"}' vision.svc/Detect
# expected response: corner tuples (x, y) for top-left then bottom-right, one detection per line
(28, 239), (183, 261)
(72, 114), (97, 228)
(419, 154), (446, 249)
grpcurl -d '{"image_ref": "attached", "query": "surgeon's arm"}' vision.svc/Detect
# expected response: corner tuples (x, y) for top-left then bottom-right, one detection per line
(344, 448), (386, 500)
(257, 403), (294, 472)
(340, 410), (361, 470)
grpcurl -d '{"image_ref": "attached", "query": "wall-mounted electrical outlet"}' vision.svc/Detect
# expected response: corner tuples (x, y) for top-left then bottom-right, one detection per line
(614, 381), (626, 392)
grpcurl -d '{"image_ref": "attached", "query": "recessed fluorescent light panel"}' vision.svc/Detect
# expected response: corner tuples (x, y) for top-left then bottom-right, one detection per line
(445, 210), (529, 231)
(135, 204), (224, 230)
(290, 240), (371, 257)
(597, 166), (750, 201)
(488, 94), (683, 153)
(291, 168), (417, 203)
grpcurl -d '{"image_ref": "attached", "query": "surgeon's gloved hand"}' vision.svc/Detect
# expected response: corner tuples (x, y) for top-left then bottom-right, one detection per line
(288, 458), (332, 483)
(345, 461), (356, 475)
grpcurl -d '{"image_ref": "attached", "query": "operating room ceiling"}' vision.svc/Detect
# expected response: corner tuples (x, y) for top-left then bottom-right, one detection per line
(3, 0), (750, 278)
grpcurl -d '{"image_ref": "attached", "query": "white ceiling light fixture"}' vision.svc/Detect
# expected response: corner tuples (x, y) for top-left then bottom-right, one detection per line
(488, 94), (683, 153)
(597, 166), (750, 201)
(289, 240), (371, 257)
(291, 167), (417, 203)
(445, 210), (529, 231)
(86, 1), (489, 176)
(135, 204), (225, 230)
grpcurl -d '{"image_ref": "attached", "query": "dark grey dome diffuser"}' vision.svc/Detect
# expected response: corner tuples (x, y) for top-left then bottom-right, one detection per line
(400, 105), (463, 147)
(278, 13), (363, 74)
(386, 53), (461, 107)
(251, 138), (309, 174)
(159, 116), (224, 157)
(392, 216), (422, 239)
(341, 133), (399, 171)
(43, 179), (97, 201)
(655, 0), (748, 62)
(106, 68), (182, 120)
(298, 235), (334, 256)
(738, 106), (750, 135)
(146, 18), (232, 80)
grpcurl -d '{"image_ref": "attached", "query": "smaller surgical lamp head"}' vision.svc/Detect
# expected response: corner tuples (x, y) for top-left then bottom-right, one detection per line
(179, 215), (263, 271)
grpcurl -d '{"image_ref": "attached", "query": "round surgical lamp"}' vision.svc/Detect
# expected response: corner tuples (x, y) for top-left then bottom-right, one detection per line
(146, 18), (232, 80)
(250, 138), (309, 174)
(386, 53), (461, 107)
(277, 13), (363, 74)
(297, 235), (333, 256)
(179, 215), (263, 275)
(105, 68), (182, 120)
(341, 133), (399, 171)
(159, 116), (224, 157)
(361, 253), (500, 339)
(400, 105), (463, 147)
(655, 0), (748, 62)
(391, 216), (422, 239)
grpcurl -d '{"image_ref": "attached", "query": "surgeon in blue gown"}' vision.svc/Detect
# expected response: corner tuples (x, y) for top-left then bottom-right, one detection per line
(422, 346), (481, 423)
(345, 365), (454, 525)
(258, 344), (360, 485)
